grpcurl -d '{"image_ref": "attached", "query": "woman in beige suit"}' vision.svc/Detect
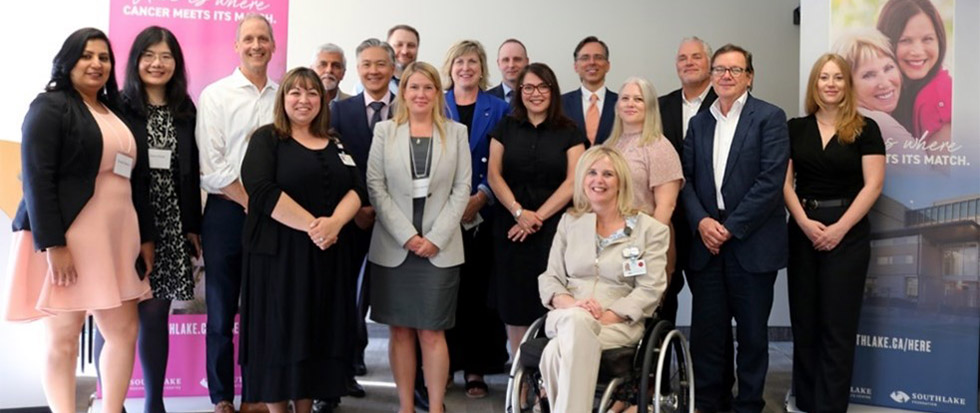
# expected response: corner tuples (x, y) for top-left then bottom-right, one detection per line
(537, 146), (670, 413)
(366, 61), (471, 413)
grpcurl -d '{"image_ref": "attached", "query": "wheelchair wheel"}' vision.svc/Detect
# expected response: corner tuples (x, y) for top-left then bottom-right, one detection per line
(507, 366), (550, 413)
(652, 330), (694, 413)
(637, 324), (694, 413)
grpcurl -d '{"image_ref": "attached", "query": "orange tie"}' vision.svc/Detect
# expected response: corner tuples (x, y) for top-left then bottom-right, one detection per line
(585, 93), (599, 143)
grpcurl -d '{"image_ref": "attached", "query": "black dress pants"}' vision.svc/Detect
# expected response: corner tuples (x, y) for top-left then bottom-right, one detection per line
(788, 207), (870, 413)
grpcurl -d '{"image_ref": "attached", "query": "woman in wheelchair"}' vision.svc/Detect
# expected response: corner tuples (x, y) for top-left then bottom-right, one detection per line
(536, 145), (670, 413)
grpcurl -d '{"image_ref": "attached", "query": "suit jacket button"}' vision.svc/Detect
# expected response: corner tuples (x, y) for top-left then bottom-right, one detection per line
(481, 157), (487, 163)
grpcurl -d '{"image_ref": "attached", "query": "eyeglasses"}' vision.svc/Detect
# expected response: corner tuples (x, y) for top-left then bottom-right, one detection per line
(711, 66), (748, 77)
(520, 83), (551, 95)
(140, 51), (174, 64)
(576, 54), (608, 63)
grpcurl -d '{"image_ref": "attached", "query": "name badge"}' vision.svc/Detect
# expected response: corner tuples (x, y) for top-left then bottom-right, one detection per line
(623, 258), (647, 277)
(148, 148), (172, 170)
(462, 212), (483, 231)
(339, 152), (356, 167)
(412, 178), (430, 198)
(114, 153), (134, 178)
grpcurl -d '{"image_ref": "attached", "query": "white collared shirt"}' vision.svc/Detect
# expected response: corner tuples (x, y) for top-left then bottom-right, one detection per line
(196, 68), (278, 193)
(363, 92), (393, 129)
(682, 85), (712, 138)
(502, 83), (515, 103)
(709, 91), (749, 210)
(580, 85), (607, 117)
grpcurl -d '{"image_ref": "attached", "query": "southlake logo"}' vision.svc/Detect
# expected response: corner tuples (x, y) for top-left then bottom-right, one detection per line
(889, 389), (967, 406)
(850, 386), (872, 398)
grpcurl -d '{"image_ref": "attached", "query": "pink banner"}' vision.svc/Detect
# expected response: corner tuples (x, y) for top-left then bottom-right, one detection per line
(108, 0), (289, 100)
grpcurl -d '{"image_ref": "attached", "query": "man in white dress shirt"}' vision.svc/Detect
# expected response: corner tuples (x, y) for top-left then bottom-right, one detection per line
(195, 14), (278, 413)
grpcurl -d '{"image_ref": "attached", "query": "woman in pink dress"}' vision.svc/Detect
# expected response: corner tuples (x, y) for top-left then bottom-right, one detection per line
(4, 28), (154, 413)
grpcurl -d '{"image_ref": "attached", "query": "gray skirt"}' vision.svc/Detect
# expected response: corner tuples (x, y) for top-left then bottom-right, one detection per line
(370, 254), (460, 330)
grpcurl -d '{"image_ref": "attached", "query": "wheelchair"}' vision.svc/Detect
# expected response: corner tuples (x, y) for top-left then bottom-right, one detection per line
(504, 312), (694, 413)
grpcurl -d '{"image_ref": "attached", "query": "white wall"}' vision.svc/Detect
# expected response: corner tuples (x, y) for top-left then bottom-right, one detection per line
(0, 0), (801, 407)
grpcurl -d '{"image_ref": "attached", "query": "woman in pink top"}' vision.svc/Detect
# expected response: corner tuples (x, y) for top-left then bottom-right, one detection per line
(4, 28), (154, 413)
(877, 0), (952, 143)
(605, 77), (684, 273)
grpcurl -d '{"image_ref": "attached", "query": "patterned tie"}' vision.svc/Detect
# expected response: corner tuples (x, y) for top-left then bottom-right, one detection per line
(368, 101), (386, 131)
(585, 93), (599, 143)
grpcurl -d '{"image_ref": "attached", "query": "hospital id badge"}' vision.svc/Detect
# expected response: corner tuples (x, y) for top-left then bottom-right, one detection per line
(114, 153), (134, 178)
(339, 152), (356, 167)
(148, 148), (172, 169)
(622, 258), (647, 277)
(412, 178), (431, 198)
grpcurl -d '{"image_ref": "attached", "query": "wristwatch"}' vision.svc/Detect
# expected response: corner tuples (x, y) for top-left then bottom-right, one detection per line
(514, 208), (523, 219)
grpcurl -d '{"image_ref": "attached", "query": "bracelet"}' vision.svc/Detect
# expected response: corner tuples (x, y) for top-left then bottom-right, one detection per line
(514, 208), (523, 219)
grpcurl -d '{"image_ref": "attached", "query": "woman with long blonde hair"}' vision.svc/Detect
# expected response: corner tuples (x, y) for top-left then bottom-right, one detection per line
(783, 53), (885, 412)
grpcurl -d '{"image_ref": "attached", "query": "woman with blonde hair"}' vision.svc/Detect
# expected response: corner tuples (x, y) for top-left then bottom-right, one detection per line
(784, 53), (885, 412)
(537, 145), (669, 413)
(440, 39), (510, 398)
(367, 61), (471, 413)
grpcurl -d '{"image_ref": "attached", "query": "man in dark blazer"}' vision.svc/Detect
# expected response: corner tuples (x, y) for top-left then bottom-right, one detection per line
(680, 44), (789, 413)
(657, 38), (734, 409)
(561, 36), (617, 145)
(487, 38), (528, 104)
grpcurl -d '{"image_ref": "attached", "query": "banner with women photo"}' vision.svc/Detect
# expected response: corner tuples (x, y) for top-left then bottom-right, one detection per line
(807, 0), (979, 411)
(105, 0), (289, 398)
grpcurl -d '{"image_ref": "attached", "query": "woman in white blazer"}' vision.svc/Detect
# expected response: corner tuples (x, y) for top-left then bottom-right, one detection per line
(537, 146), (670, 413)
(366, 61), (471, 413)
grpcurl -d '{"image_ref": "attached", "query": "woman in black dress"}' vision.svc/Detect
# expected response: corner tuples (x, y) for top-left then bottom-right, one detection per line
(784, 53), (885, 413)
(488, 62), (587, 358)
(239, 67), (366, 413)
(93, 26), (200, 413)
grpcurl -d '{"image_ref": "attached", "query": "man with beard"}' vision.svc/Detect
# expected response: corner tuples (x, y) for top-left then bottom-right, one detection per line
(312, 43), (351, 104)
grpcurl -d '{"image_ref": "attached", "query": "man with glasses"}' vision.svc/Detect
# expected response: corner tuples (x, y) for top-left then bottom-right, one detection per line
(561, 36), (616, 145)
(488, 38), (528, 104)
(679, 44), (789, 413)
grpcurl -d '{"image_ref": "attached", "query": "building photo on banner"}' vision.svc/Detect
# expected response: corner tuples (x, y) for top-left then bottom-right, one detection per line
(807, 0), (979, 412)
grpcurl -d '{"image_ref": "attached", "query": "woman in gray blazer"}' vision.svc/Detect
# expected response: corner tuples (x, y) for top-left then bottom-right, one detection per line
(537, 146), (670, 413)
(366, 61), (471, 413)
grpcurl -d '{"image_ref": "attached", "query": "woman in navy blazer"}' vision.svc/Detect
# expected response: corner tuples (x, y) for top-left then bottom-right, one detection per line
(92, 26), (200, 413)
(440, 40), (510, 398)
(5, 28), (154, 413)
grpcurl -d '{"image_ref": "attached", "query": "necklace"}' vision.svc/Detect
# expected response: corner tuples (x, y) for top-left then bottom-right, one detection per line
(409, 137), (432, 179)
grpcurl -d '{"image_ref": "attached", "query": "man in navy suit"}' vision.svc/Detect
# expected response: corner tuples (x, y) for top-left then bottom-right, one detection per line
(487, 38), (528, 104)
(680, 44), (789, 413)
(561, 36), (617, 145)
(327, 37), (396, 404)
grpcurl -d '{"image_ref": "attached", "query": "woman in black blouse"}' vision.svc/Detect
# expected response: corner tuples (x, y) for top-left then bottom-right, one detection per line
(239, 67), (366, 413)
(487, 62), (586, 358)
(784, 53), (885, 413)
(92, 26), (200, 413)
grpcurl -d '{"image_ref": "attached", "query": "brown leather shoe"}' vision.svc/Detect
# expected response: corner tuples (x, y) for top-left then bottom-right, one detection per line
(214, 401), (234, 413)
(240, 402), (270, 413)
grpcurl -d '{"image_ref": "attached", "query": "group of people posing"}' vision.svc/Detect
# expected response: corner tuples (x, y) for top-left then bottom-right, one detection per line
(7, 0), (950, 411)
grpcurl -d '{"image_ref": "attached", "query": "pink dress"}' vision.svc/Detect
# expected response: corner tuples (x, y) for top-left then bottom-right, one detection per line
(4, 105), (151, 322)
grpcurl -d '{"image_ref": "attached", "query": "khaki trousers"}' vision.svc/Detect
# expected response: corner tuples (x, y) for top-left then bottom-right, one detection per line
(539, 308), (644, 413)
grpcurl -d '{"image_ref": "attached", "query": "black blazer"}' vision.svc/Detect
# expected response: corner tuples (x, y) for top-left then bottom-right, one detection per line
(487, 84), (506, 101)
(658, 86), (717, 273)
(119, 100), (202, 235)
(658, 87), (718, 155)
(561, 87), (618, 145)
(12, 90), (154, 250)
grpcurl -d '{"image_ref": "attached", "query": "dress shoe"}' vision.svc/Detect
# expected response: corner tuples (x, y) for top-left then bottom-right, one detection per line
(346, 377), (366, 398)
(311, 399), (337, 413)
(353, 360), (368, 376)
(239, 402), (270, 413)
(213, 401), (234, 413)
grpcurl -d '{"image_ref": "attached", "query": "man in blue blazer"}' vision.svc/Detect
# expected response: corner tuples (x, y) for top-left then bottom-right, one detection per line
(560, 36), (617, 145)
(487, 38), (528, 104)
(680, 44), (789, 413)
(328, 37), (396, 402)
